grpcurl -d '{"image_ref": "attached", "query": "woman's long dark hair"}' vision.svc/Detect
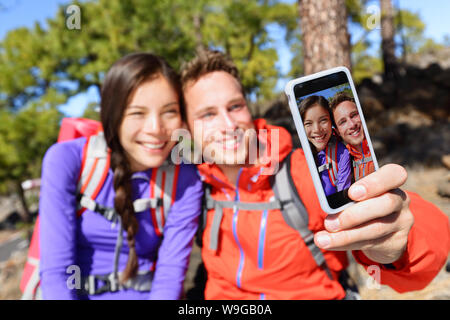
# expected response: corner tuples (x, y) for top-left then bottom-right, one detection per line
(298, 95), (335, 154)
(100, 53), (183, 283)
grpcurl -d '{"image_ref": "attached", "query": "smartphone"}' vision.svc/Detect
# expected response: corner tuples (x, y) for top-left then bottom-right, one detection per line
(284, 66), (379, 214)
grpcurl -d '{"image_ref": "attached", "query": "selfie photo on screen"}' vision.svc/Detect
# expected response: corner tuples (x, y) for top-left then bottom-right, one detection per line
(286, 68), (379, 212)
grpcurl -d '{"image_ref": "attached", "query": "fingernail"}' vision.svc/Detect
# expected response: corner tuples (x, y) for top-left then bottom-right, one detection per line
(350, 184), (366, 200)
(325, 217), (340, 232)
(316, 234), (331, 248)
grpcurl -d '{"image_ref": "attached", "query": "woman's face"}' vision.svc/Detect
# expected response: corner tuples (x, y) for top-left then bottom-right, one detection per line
(119, 75), (182, 172)
(303, 104), (332, 152)
(333, 100), (364, 147)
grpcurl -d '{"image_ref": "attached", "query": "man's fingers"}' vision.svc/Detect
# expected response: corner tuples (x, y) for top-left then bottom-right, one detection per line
(348, 164), (408, 201)
(324, 190), (405, 232)
(316, 212), (401, 250)
(315, 231), (395, 252)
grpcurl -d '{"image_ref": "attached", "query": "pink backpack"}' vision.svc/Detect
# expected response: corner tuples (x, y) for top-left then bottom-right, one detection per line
(20, 118), (103, 299)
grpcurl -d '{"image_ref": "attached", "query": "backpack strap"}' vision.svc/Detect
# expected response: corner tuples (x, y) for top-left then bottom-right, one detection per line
(317, 137), (338, 188)
(206, 194), (282, 252)
(148, 162), (180, 237)
(317, 162), (331, 173)
(353, 156), (372, 167)
(75, 133), (179, 236)
(195, 182), (210, 248)
(352, 155), (373, 180)
(271, 150), (333, 280)
(76, 132), (110, 217)
(79, 269), (154, 296)
(326, 138), (338, 187)
(327, 139), (338, 187)
(20, 256), (41, 300)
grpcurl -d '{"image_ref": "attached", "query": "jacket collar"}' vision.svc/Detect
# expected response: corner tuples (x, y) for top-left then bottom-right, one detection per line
(345, 138), (370, 159)
(197, 118), (293, 190)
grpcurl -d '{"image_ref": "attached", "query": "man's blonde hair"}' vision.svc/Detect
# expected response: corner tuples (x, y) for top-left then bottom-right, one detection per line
(180, 50), (243, 93)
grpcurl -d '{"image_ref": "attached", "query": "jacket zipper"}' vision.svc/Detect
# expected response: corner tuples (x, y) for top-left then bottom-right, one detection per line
(232, 168), (244, 289)
(257, 210), (268, 269)
(232, 168), (268, 299)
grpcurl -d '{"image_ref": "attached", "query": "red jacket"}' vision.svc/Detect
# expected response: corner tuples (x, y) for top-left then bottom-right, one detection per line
(197, 119), (450, 299)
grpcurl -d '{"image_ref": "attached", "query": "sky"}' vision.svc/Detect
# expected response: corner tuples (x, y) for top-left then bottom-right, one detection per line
(0, 0), (449, 117)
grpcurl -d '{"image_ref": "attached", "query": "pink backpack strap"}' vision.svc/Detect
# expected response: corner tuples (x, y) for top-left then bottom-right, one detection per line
(326, 139), (338, 187)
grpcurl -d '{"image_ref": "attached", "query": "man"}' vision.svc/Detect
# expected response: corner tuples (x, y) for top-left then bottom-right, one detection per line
(181, 50), (450, 299)
(330, 93), (374, 181)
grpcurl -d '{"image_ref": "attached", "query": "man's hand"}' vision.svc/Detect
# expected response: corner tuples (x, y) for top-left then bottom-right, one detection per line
(314, 164), (414, 264)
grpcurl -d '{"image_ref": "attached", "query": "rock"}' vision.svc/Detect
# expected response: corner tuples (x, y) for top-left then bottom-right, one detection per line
(437, 181), (450, 198)
(360, 95), (385, 121)
(0, 195), (20, 224)
(424, 63), (443, 79)
(406, 47), (450, 69)
(442, 155), (450, 170)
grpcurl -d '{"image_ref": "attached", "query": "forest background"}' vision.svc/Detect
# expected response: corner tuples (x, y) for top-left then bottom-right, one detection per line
(0, 0), (449, 300)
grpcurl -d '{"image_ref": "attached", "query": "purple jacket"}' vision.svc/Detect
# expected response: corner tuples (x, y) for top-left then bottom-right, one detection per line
(39, 137), (203, 300)
(316, 140), (352, 196)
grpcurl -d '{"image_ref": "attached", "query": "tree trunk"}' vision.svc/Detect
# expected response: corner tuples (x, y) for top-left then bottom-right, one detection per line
(16, 181), (31, 224)
(380, 0), (398, 80)
(395, 0), (408, 63)
(298, 0), (352, 75)
(193, 13), (206, 54)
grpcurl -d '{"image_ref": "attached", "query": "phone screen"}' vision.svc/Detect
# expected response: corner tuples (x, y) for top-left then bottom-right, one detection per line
(293, 71), (376, 209)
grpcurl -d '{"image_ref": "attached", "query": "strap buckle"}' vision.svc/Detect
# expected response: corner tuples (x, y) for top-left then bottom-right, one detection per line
(303, 233), (315, 246)
(81, 273), (121, 295)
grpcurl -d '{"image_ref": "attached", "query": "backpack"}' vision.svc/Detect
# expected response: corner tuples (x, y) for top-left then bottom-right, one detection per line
(20, 118), (179, 299)
(199, 150), (360, 300)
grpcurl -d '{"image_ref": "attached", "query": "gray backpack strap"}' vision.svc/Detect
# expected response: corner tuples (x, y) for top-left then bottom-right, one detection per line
(80, 269), (153, 295)
(78, 195), (117, 221)
(206, 194), (282, 252)
(353, 156), (372, 166)
(160, 163), (178, 225)
(352, 160), (359, 181)
(272, 151), (333, 280)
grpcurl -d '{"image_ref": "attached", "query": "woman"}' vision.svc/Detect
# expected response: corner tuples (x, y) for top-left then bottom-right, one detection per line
(299, 95), (352, 196)
(39, 53), (203, 299)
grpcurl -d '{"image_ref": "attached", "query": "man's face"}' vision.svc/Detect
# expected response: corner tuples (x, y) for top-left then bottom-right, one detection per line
(183, 71), (254, 166)
(333, 100), (365, 147)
